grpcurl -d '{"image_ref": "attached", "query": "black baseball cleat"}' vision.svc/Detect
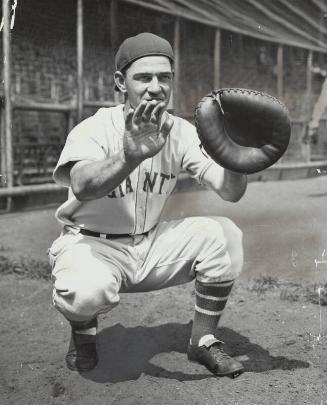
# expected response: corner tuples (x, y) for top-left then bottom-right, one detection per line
(187, 335), (244, 378)
(65, 318), (98, 372)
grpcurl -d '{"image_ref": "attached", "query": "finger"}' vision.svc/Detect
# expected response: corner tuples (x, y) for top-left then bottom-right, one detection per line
(125, 108), (134, 129)
(159, 116), (174, 140)
(142, 99), (160, 121)
(150, 101), (166, 124)
(133, 101), (147, 125)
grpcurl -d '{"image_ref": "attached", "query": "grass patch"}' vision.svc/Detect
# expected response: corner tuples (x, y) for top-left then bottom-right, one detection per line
(280, 283), (327, 306)
(247, 276), (327, 306)
(247, 276), (280, 295)
(0, 254), (51, 280)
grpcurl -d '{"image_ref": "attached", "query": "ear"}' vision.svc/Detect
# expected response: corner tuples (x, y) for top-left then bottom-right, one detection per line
(114, 71), (127, 93)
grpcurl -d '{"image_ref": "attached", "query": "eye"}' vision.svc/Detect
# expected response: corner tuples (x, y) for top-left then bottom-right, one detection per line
(159, 74), (172, 81)
(135, 75), (152, 82)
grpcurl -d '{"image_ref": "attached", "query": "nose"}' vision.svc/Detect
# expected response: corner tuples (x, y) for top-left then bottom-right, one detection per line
(148, 77), (161, 94)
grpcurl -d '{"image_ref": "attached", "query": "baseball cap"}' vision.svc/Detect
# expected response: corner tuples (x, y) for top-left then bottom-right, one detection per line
(115, 32), (174, 72)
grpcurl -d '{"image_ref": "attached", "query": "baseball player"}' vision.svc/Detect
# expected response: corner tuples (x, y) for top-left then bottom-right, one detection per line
(49, 32), (248, 378)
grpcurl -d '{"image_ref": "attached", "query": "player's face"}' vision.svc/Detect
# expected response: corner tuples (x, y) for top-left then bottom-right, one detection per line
(122, 55), (173, 110)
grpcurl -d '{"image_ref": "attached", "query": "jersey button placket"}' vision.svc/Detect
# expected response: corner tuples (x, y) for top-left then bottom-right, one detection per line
(135, 160), (151, 234)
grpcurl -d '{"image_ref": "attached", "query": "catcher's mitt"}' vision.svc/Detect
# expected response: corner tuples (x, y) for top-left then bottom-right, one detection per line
(194, 88), (291, 174)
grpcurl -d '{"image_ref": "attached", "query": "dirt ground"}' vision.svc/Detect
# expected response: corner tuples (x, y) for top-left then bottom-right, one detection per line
(1, 177), (327, 404)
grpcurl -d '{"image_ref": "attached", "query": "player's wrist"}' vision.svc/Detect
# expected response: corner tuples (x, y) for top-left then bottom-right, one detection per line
(121, 149), (143, 169)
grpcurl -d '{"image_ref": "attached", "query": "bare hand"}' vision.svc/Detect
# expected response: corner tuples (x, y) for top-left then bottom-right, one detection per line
(123, 100), (174, 165)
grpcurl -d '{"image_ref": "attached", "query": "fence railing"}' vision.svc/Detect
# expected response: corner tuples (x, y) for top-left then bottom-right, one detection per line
(1, 100), (327, 188)
(1, 98), (119, 186)
(13, 142), (64, 185)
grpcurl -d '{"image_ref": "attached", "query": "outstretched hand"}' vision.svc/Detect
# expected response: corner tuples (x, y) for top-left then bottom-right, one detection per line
(123, 100), (174, 165)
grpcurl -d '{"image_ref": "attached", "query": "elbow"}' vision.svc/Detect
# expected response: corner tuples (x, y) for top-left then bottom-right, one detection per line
(69, 164), (89, 201)
(75, 192), (89, 202)
(225, 196), (239, 203)
(71, 188), (86, 202)
(232, 185), (247, 202)
(69, 162), (96, 201)
(220, 183), (247, 203)
(222, 193), (243, 203)
(71, 181), (91, 201)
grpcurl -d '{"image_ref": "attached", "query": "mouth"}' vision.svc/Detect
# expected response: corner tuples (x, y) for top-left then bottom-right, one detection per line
(144, 97), (165, 102)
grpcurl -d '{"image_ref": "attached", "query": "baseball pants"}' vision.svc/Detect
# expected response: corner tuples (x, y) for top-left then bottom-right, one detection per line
(48, 216), (243, 322)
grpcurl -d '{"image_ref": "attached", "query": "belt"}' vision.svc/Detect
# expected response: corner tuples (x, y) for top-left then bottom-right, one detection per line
(80, 228), (148, 239)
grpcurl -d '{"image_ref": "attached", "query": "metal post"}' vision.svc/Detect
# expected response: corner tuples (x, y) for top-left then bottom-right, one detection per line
(173, 18), (181, 114)
(277, 44), (284, 99)
(275, 44), (285, 163)
(77, 0), (84, 122)
(2, 0), (13, 189)
(302, 50), (313, 162)
(0, 106), (5, 180)
(213, 28), (221, 89)
(306, 50), (313, 97)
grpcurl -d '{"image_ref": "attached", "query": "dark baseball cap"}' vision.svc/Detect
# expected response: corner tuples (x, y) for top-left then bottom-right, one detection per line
(115, 32), (174, 72)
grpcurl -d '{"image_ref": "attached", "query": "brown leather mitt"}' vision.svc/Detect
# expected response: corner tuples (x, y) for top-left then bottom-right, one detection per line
(194, 88), (291, 174)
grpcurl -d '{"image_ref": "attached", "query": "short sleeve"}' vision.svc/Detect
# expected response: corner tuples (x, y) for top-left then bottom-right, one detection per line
(53, 112), (108, 186)
(179, 118), (215, 183)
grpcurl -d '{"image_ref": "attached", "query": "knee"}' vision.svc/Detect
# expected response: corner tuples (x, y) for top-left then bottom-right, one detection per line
(191, 217), (228, 247)
(205, 216), (244, 280)
(217, 217), (244, 278)
(53, 277), (120, 322)
(209, 216), (243, 248)
(192, 217), (243, 261)
(224, 218), (243, 250)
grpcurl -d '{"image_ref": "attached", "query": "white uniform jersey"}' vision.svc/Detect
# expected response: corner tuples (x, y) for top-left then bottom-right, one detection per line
(53, 104), (215, 235)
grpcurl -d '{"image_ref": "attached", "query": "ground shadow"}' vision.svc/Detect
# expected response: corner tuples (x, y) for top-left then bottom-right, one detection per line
(308, 192), (327, 198)
(82, 322), (310, 383)
(217, 327), (310, 373)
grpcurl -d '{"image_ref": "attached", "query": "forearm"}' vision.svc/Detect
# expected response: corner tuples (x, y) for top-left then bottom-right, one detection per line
(69, 101), (172, 201)
(204, 163), (247, 202)
(218, 170), (247, 202)
(70, 150), (140, 201)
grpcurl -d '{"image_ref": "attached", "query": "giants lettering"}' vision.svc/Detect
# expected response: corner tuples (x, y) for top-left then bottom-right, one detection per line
(107, 172), (176, 198)
(143, 171), (175, 194)
(107, 176), (134, 198)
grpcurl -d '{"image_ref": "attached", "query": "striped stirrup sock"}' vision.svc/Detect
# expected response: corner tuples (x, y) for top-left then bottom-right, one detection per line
(191, 280), (234, 345)
(70, 318), (97, 336)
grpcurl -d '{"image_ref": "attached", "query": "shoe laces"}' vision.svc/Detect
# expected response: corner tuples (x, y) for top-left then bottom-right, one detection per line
(208, 343), (232, 360)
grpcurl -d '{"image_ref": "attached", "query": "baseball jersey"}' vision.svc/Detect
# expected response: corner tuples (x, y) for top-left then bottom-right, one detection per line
(53, 104), (216, 235)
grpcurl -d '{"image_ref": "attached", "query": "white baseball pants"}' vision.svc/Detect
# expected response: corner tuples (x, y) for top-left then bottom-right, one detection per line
(48, 216), (243, 322)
